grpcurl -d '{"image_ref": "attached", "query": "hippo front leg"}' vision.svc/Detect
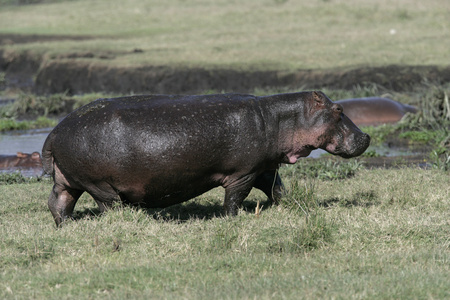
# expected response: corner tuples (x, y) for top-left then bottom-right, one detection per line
(253, 170), (284, 205)
(223, 176), (255, 215)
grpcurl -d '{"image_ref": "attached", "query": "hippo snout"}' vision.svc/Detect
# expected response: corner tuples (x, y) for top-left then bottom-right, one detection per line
(341, 132), (371, 158)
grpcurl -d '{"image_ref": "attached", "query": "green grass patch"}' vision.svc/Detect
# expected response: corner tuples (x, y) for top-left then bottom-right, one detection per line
(399, 130), (443, 144)
(0, 116), (57, 131)
(0, 171), (48, 184)
(0, 92), (113, 131)
(430, 151), (450, 171)
(0, 92), (110, 119)
(0, 167), (448, 299)
(282, 158), (364, 181)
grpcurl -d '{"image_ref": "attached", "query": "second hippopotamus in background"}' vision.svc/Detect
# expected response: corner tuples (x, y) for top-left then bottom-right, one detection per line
(42, 91), (370, 226)
(0, 152), (43, 170)
(335, 97), (418, 126)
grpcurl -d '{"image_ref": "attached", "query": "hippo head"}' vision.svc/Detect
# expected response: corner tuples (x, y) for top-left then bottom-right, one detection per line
(16, 151), (43, 167)
(283, 91), (370, 163)
(304, 91), (371, 158)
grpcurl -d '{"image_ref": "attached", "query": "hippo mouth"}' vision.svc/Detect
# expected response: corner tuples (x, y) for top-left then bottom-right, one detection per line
(285, 145), (317, 164)
(300, 145), (318, 157)
(325, 143), (363, 158)
(324, 133), (371, 158)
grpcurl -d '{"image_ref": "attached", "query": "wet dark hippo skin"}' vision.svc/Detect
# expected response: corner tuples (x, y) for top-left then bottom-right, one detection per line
(335, 97), (418, 126)
(42, 91), (370, 226)
(0, 152), (43, 169)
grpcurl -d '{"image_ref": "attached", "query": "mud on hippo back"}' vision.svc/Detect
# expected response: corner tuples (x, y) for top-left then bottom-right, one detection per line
(42, 91), (370, 226)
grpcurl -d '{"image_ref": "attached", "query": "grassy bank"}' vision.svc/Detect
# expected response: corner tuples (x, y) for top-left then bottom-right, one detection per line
(1, 0), (449, 70)
(0, 166), (449, 299)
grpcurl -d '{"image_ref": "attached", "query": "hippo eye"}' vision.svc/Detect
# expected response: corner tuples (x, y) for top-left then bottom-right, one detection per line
(335, 105), (343, 113)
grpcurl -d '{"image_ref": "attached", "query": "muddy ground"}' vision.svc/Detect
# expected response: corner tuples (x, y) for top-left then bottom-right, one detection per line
(1, 33), (448, 169)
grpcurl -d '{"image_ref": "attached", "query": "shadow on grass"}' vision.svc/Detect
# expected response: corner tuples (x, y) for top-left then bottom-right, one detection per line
(320, 190), (379, 208)
(144, 201), (224, 222)
(72, 207), (102, 222)
(71, 198), (274, 223)
(145, 198), (274, 222)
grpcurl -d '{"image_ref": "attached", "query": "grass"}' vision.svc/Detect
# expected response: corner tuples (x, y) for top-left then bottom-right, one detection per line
(0, 0), (449, 70)
(0, 92), (111, 131)
(0, 116), (57, 131)
(281, 159), (364, 181)
(0, 170), (44, 184)
(0, 166), (449, 299)
(0, 92), (110, 118)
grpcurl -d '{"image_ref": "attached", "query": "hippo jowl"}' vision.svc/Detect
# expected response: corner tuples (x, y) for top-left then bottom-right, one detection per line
(42, 91), (370, 226)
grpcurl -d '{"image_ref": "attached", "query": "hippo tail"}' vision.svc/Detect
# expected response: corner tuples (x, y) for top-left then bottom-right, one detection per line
(41, 132), (55, 176)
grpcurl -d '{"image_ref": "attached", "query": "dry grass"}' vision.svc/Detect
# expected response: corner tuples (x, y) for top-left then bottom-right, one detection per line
(0, 0), (449, 70)
(0, 166), (449, 299)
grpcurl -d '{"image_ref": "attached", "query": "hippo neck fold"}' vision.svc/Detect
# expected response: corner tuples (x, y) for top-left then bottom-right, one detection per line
(258, 93), (312, 164)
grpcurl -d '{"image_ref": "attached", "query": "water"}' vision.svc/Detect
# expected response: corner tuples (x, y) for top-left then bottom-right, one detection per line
(0, 128), (51, 177)
(0, 128), (51, 155)
(309, 149), (327, 158)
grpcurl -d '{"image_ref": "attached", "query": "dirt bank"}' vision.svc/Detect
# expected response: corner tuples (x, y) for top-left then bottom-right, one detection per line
(2, 34), (450, 95)
(32, 62), (450, 95)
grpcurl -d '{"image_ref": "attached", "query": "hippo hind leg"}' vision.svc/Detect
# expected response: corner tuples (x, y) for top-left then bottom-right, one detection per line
(253, 170), (284, 205)
(84, 183), (123, 213)
(48, 183), (83, 227)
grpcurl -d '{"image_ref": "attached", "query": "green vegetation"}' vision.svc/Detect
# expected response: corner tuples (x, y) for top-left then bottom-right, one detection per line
(0, 170), (47, 184)
(399, 129), (445, 144)
(0, 92), (109, 119)
(0, 0), (449, 70)
(0, 167), (448, 299)
(0, 92), (111, 131)
(282, 159), (363, 181)
(0, 116), (57, 131)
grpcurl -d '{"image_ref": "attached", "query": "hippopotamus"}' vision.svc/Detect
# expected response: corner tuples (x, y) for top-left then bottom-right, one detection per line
(335, 97), (418, 126)
(0, 152), (43, 169)
(42, 91), (370, 226)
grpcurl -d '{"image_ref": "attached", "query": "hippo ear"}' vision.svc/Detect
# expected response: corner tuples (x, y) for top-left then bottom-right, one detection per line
(16, 152), (27, 158)
(312, 91), (325, 108)
(31, 152), (41, 160)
